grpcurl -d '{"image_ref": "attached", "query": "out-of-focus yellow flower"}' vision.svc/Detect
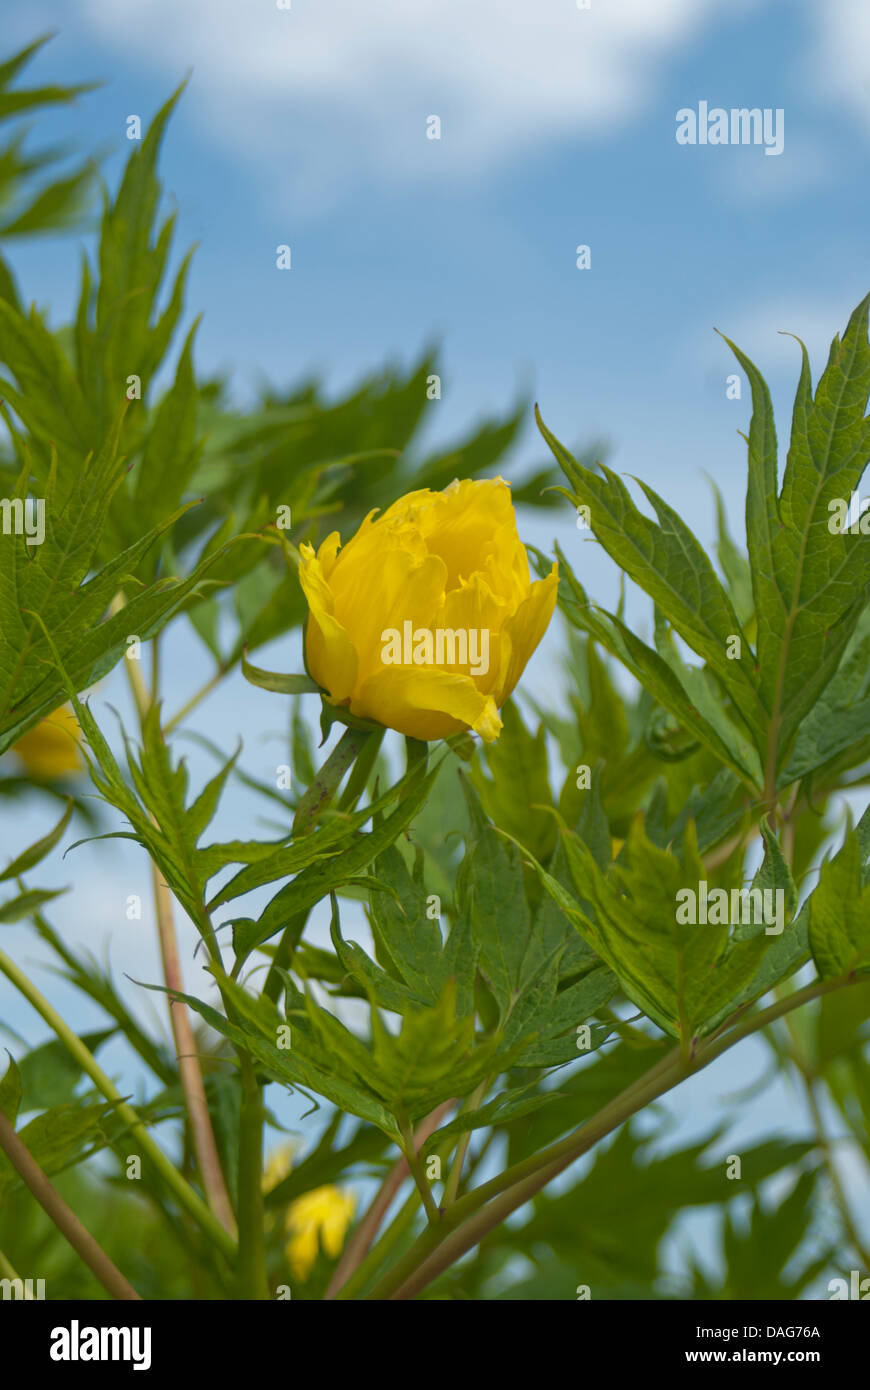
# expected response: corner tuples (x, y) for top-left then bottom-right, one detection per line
(284, 1185), (355, 1279)
(263, 1146), (293, 1194)
(264, 1145), (354, 1280)
(11, 707), (82, 780)
(299, 477), (558, 744)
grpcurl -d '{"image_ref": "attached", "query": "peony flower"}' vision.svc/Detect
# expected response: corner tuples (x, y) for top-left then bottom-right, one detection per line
(284, 1185), (355, 1280)
(298, 477), (558, 743)
(11, 706), (82, 780)
(263, 1146), (354, 1280)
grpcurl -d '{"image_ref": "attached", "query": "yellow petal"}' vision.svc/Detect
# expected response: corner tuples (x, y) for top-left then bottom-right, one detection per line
(315, 531), (342, 579)
(12, 708), (81, 779)
(284, 1185), (354, 1279)
(333, 550), (447, 685)
(493, 566), (559, 705)
(352, 667), (503, 742)
(416, 478), (519, 592)
(298, 543), (358, 701)
(437, 573), (508, 695)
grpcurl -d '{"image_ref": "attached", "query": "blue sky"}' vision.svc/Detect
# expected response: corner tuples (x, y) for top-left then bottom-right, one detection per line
(6, 0), (870, 607)
(1, 0), (868, 1290)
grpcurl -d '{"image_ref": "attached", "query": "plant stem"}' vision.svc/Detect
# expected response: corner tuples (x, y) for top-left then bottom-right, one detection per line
(333, 1186), (421, 1301)
(442, 1081), (488, 1207)
(116, 607), (236, 1237)
(369, 974), (853, 1300)
(261, 909), (308, 1002)
(0, 946), (237, 1261)
(399, 1116), (440, 1224)
(336, 728), (384, 812)
(292, 726), (369, 835)
(0, 1106), (141, 1300)
(151, 861), (237, 1236)
(236, 1053), (270, 1299)
(164, 665), (230, 735)
(0, 1246), (27, 1289)
(325, 1101), (452, 1298)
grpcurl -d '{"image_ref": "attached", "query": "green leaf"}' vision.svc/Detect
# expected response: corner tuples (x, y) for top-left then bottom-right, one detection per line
(231, 760), (443, 959)
(0, 417), (239, 753)
(537, 407), (765, 748)
(549, 542), (763, 787)
(0, 1053), (22, 1126)
(724, 299), (870, 767)
(809, 828), (870, 978)
(522, 818), (772, 1042)
(151, 975), (401, 1140)
(241, 651), (320, 695)
(0, 798), (73, 880)
(458, 784), (533, 1017)
(15, 1029), (115, 1112)
(366, 845), (451, 1006)
(471, 699), (556, 862)
(131, 320), (204, 543)
(0, 887), (65, 923)
(0, 1101), (113, 1200)
(782, 605), (870, 782)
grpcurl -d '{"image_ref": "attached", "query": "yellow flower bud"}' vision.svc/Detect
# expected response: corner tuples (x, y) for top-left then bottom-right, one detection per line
(299, 478), (558, 743)
(11, 706), (82, 780)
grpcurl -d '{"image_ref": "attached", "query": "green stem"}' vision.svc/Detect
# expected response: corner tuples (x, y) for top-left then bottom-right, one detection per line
(336, 728), (385, 812)
(368, 975), (852, 1300)
(442, 1080), (489, 1207)
(333, 1186), (421, 1301)
(329, 1101), (456, 1299)
(0, 1106), (141, 1300)
(292, 727), (369, 836)
(399, 1116), (439, 1224)
(118, 615), (236, 1236)
(164, 665), (230, 735)
(0, 1247), (23, 1285)
(236, 1054), (270, 1299)
(260, 727), (382, 1000)
(0, 946), (237, 1262)
(261, 909), (308, 1001)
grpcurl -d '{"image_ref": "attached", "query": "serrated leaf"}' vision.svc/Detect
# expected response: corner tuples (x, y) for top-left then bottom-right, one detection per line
(538, 408), (765, 748)
(231, 760), (442, 960)
(724, 299), (870, 769)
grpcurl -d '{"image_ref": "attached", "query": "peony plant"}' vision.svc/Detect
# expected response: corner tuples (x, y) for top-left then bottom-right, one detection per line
(0, 44), (868, 1313)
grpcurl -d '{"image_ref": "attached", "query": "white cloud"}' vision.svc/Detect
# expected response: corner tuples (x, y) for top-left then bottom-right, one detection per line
(76, 0), (739, 207)
(704, 292), (861, 372)
(813, 0), (870, 128)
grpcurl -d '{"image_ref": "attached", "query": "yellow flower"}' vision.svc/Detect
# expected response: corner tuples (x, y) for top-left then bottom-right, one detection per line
(299, 477), (558, 743)
(284, 1185), (355, 1280)
(263, 1145), (354, 1280)
(11, 707), (82, 780)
